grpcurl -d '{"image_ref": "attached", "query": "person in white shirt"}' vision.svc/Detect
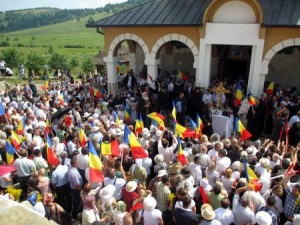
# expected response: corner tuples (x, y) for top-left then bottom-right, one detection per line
(202, 88), (213, 104)
(216, 149), (231, 175)
(288, 111), (300, 127)
(157, 130), (178, 166)
(208, 142), (221, 161)
(188, 155), (202, 186)
(77, 147), (89, 185)
(214, 197), (234, 225)
(103, 168), (126, 201)
(52, 137), (67, 156)
(177, 167), (195, 198)
(136, 196), (163, 225)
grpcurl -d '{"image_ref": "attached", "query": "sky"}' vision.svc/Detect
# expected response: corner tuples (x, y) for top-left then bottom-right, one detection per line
(2, 0), (128, 11)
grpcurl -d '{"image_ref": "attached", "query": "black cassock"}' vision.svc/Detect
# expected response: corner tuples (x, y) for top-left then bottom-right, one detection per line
(246, 103), (264, 141)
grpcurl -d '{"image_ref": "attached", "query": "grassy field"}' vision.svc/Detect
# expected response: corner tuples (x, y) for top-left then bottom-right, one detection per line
(0, 11), (111, 57)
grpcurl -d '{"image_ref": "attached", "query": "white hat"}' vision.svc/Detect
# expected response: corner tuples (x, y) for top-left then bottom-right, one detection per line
(259, 158), (270, 167)
(99, 184), (116, 203)
(155, 130), (163, 137)
(150, 125), (158, 133)
(255, 211), (272, 225)
(110, 121), (116, 127)
(142, 128), (149, 134)
(246, 146), (255, 155)
(142, 131), (150, 138)
(91, 126), (100, 133)
(201, 204), (215, 221)
(154, 154), (164, 164)
(157, 170), (167, 178)
(83, 112), (91, 118)
(125, 181), (137, 193)
(143, 196), (157, 211)
(200, 178), (212, 192)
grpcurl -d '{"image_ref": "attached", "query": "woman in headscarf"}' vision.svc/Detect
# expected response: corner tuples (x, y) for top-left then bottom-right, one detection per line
(113, 201), (127, 225)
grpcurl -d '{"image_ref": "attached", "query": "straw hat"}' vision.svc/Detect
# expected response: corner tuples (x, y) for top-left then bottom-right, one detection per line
(143, 196), (157, 211)
(255, 211), (272, 225)
(83, 112), (91, 118)
(201, 203), (215, 221)
(125, 181), (137, 193)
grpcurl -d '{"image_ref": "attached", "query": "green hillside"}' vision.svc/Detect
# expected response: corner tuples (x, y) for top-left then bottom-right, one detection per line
(0, 11), (111, 58)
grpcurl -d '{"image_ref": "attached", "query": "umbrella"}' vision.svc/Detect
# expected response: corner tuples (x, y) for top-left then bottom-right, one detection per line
(0, 164), (16, 176)
(51, 106), (72, 121)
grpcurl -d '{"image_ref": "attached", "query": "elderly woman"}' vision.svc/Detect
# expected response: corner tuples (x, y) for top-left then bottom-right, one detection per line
(113, 201), (127, 225)
(136, 196), (163, 225)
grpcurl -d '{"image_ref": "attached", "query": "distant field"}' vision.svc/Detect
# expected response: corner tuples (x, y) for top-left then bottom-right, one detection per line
(0, 12), (111, 58)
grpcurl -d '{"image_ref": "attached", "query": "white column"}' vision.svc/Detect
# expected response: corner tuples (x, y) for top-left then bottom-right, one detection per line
(104, 56), (118, 96)
(247, 39), (265, 97)
(197, 39), (211, 88)
(145, 58), (158, 83)
(128, 53), (137, 73)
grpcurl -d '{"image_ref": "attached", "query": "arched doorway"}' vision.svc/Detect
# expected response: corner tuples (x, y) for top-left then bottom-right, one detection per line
(266, 46), (300, 90)
(113, 40), (145, 76)
(155, 41), (195, 81)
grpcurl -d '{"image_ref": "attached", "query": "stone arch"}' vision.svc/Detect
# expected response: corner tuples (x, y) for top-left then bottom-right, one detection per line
(151, 33), (199, 63)
(107, 33), (150, 59)
(202, 0), (263, 24)
(261, 38), (300, 74)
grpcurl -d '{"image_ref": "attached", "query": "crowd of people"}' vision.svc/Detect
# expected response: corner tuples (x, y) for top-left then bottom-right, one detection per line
(0, 71), (300, 225)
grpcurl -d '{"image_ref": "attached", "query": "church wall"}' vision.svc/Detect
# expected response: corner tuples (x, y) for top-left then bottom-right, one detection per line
(263, 28), (300, 56)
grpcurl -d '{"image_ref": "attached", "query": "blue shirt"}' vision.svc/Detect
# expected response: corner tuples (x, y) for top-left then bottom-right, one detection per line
(51, 165), (68, 187)
(284, 187), (300, 217)
(67, 167), (83, 189)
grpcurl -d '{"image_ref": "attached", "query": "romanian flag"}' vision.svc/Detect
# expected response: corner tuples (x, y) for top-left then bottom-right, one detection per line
(172, 101), (176, 120)
(190, 117), (197, 133)
(235, 118), (252, 141)
(41, 80), (49, 90)
(101, 140), (121, 157)
(113, 111), (120, 127)
(90, 86), (94, 96)
(196, 114), (204, 137)
(58, 94), (64, 106)
(266, 82), (274, 95)
(111, 140), (121, 157)
(46, 134), (59, 166)
(243, 159), (262, 192)
(78, 128), (86, 147)
(17, 118), (25, 135)
(124, 110), (131, 123)
(45, 119), (51, 135)
(178, 70), (189, 81)
(175, 122), (196, 139)
(5, 141), (16, 164)
(123, 125), (148, 159)
(11, 131), (21, 150)
(0, 103), (5, 116)
(233, 82), (243, 107)
(147, 112), (165, 129)
(135, 120), (142, 137)
(94, 88), (101, 100)
(177, 137), (188, 165)
(248, 91), (256, 106)
(88, 141), (104, 182)
(139, 114), (144, 130)
(101, 141), (111, 155)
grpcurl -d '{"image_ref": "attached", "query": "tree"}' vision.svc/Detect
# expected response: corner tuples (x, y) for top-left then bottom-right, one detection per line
(25, 52), (46, 76)
(0, 47), (24, 69)
(81, 57), (95, 74)
(68, 56), (79, 71)
(87, 16), (94, 24)
(48, 52), (68, 70)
